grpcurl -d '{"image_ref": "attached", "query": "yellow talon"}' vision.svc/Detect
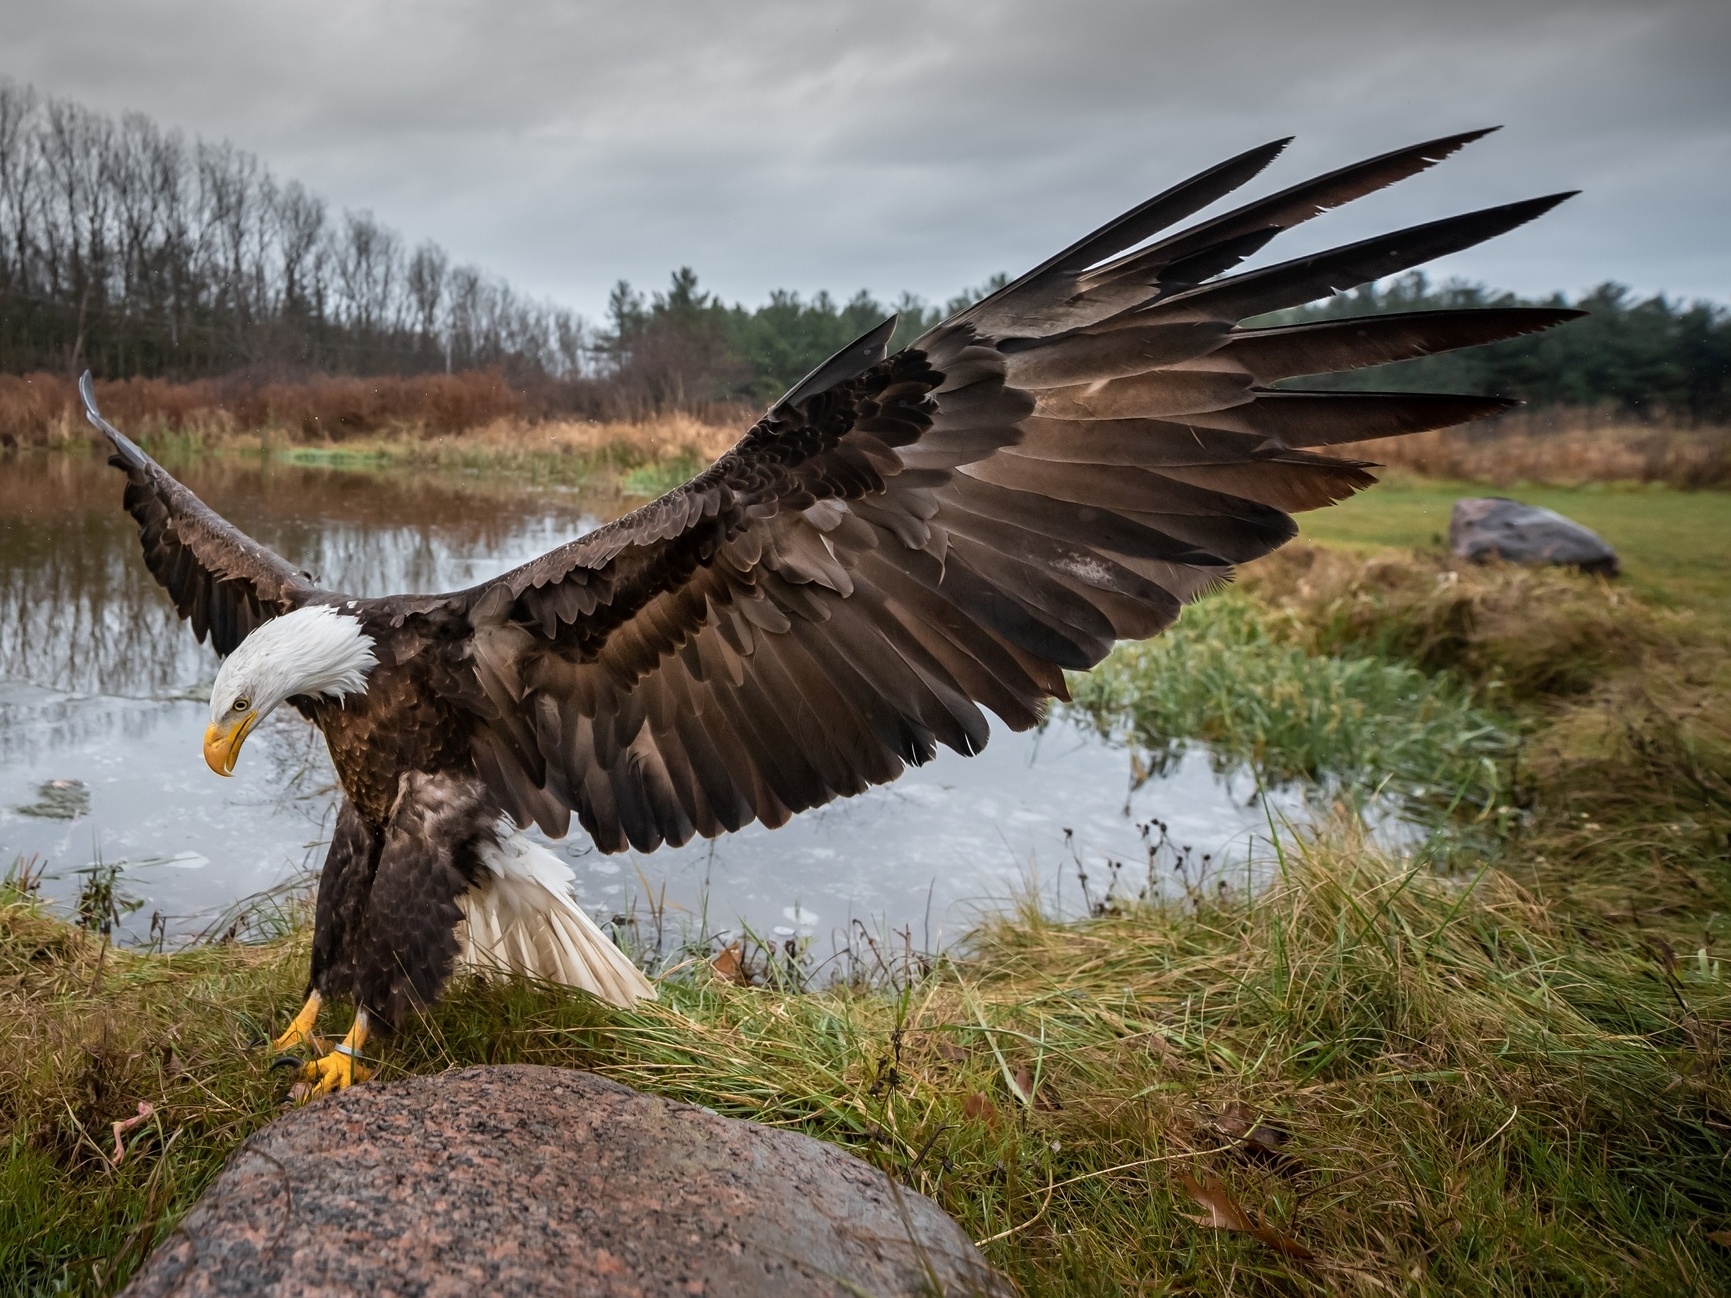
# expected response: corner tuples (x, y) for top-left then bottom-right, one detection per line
(271, 991), (324, 1054)
(296, 1049), (372, 1099)
(291, 1010), (372, 1103)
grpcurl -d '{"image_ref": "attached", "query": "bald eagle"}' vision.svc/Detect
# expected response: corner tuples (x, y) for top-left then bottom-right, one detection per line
(85, 130), (1575, 1097)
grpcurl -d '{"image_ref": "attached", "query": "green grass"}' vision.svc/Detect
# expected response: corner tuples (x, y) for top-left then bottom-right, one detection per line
(5, 825), (1728, 1297)
(621, 452), (708, 499)
(1064, 593), (1511, 824)
(134, 424), (724, 496)
(1119, 540), (1731, 940)
(1300, 474), (1731, 627)
(266, 445), (396, 470)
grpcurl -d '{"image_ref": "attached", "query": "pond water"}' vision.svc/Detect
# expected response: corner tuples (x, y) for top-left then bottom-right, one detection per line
(0, 450), (1314, 955)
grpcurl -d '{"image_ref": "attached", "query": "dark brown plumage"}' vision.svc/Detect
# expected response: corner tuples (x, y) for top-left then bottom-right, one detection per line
(86, 130), (1579, 1040)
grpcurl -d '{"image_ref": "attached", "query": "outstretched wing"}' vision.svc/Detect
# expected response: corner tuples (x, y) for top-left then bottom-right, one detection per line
(447, 131), (1579, 852)
(81, 375), (316, 654)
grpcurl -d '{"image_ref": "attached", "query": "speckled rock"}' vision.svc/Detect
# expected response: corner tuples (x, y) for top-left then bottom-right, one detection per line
(1449, 496), (1620, 576)
(122, 1065), (1006, 1298)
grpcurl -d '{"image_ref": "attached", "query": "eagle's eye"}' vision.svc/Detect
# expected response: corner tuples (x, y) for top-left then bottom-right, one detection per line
(233, 697), (251, 713)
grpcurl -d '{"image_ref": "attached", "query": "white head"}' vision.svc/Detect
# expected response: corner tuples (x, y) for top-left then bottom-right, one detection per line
(203, 605), (378, 776)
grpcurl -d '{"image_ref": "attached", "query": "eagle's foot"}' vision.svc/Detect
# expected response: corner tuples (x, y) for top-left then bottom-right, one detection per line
(290, 1010), (372, 1104)
(292, 1048), (371, 1101)
(270, 990), (324, 1055)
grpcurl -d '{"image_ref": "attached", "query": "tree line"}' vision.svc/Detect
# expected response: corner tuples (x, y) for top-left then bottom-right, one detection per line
(591, 268), (1007, 412)
(1, 80), (1724, 421)
(0, 78), (987, 404)
(585, 268), (1730, 423)
(1262, 274), (1731, 424)
(0, 80), (583, 379)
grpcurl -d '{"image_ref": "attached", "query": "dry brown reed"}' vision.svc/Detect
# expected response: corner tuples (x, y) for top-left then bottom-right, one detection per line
(1238, 541), (1692, 697)
(1342, 406), (1731, 489)
(410, 412), (740, 468)
(0, 370), (753, 450)
(6, 371), (1728, 490)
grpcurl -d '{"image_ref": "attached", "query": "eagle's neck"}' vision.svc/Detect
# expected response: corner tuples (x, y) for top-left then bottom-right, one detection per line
(222, 605), (379, 708)
(273, 607), (379, 701)
(287, 616), (379, 706)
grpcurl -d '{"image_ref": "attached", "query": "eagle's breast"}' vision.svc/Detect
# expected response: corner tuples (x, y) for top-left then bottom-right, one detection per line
(308, 645), (480, 828)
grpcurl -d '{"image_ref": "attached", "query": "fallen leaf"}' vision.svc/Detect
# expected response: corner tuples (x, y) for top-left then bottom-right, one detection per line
(1004, 1061), (1063, 1109)
(936, 1040), (971, 1064)
(962, 1092), (1003, 1129)
(109, 1101), (155, 1166)
(710, 944), (744, 984)
(1709, 1228), (1731, 1250)
(1178, 1173), (1315, 1261)
(1250, 1223), (1314, 1261)
(1179, 1172), (1255, 1231)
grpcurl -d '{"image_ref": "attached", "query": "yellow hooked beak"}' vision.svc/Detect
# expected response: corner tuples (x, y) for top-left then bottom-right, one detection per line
(203, 712), (259, 777)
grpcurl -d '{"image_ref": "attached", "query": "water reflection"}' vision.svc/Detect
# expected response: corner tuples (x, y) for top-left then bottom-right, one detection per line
(0, 450), (1309, 951)
(0, 451), (605, 698)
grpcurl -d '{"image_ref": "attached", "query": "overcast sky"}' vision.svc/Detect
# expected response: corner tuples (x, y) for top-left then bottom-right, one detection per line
(3, 0), (1727, 322)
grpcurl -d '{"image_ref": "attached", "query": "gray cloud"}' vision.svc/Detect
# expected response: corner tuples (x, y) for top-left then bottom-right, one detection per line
(3, 0), (1726, 321)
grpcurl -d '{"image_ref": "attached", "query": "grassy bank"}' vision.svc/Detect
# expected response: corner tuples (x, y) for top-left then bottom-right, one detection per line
(152, 415), (739, 498)
(262, 415), (739, 495)
(1074, 544), (1731, 941)
(6, 818), (1728, 1295)
(0, 369), (742, 497)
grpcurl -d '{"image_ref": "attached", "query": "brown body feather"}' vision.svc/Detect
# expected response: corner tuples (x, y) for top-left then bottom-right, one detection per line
(83, 132), (1580, 1027)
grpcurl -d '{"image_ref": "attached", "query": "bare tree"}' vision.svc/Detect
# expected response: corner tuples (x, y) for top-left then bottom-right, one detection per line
(0, 77), (584, 379)
(406, 239), (447, 357)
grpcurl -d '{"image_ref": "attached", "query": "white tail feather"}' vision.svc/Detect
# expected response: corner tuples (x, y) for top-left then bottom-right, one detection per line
(455, 833), (655, 1008)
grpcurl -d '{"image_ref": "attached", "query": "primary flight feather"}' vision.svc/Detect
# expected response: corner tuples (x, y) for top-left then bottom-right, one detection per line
(82, 130), (1578, 1096)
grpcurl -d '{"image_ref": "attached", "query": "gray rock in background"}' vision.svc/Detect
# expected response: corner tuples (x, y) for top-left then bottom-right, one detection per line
(123, 1064), (1008, 1298)
(1449, 497), (1619, 576)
